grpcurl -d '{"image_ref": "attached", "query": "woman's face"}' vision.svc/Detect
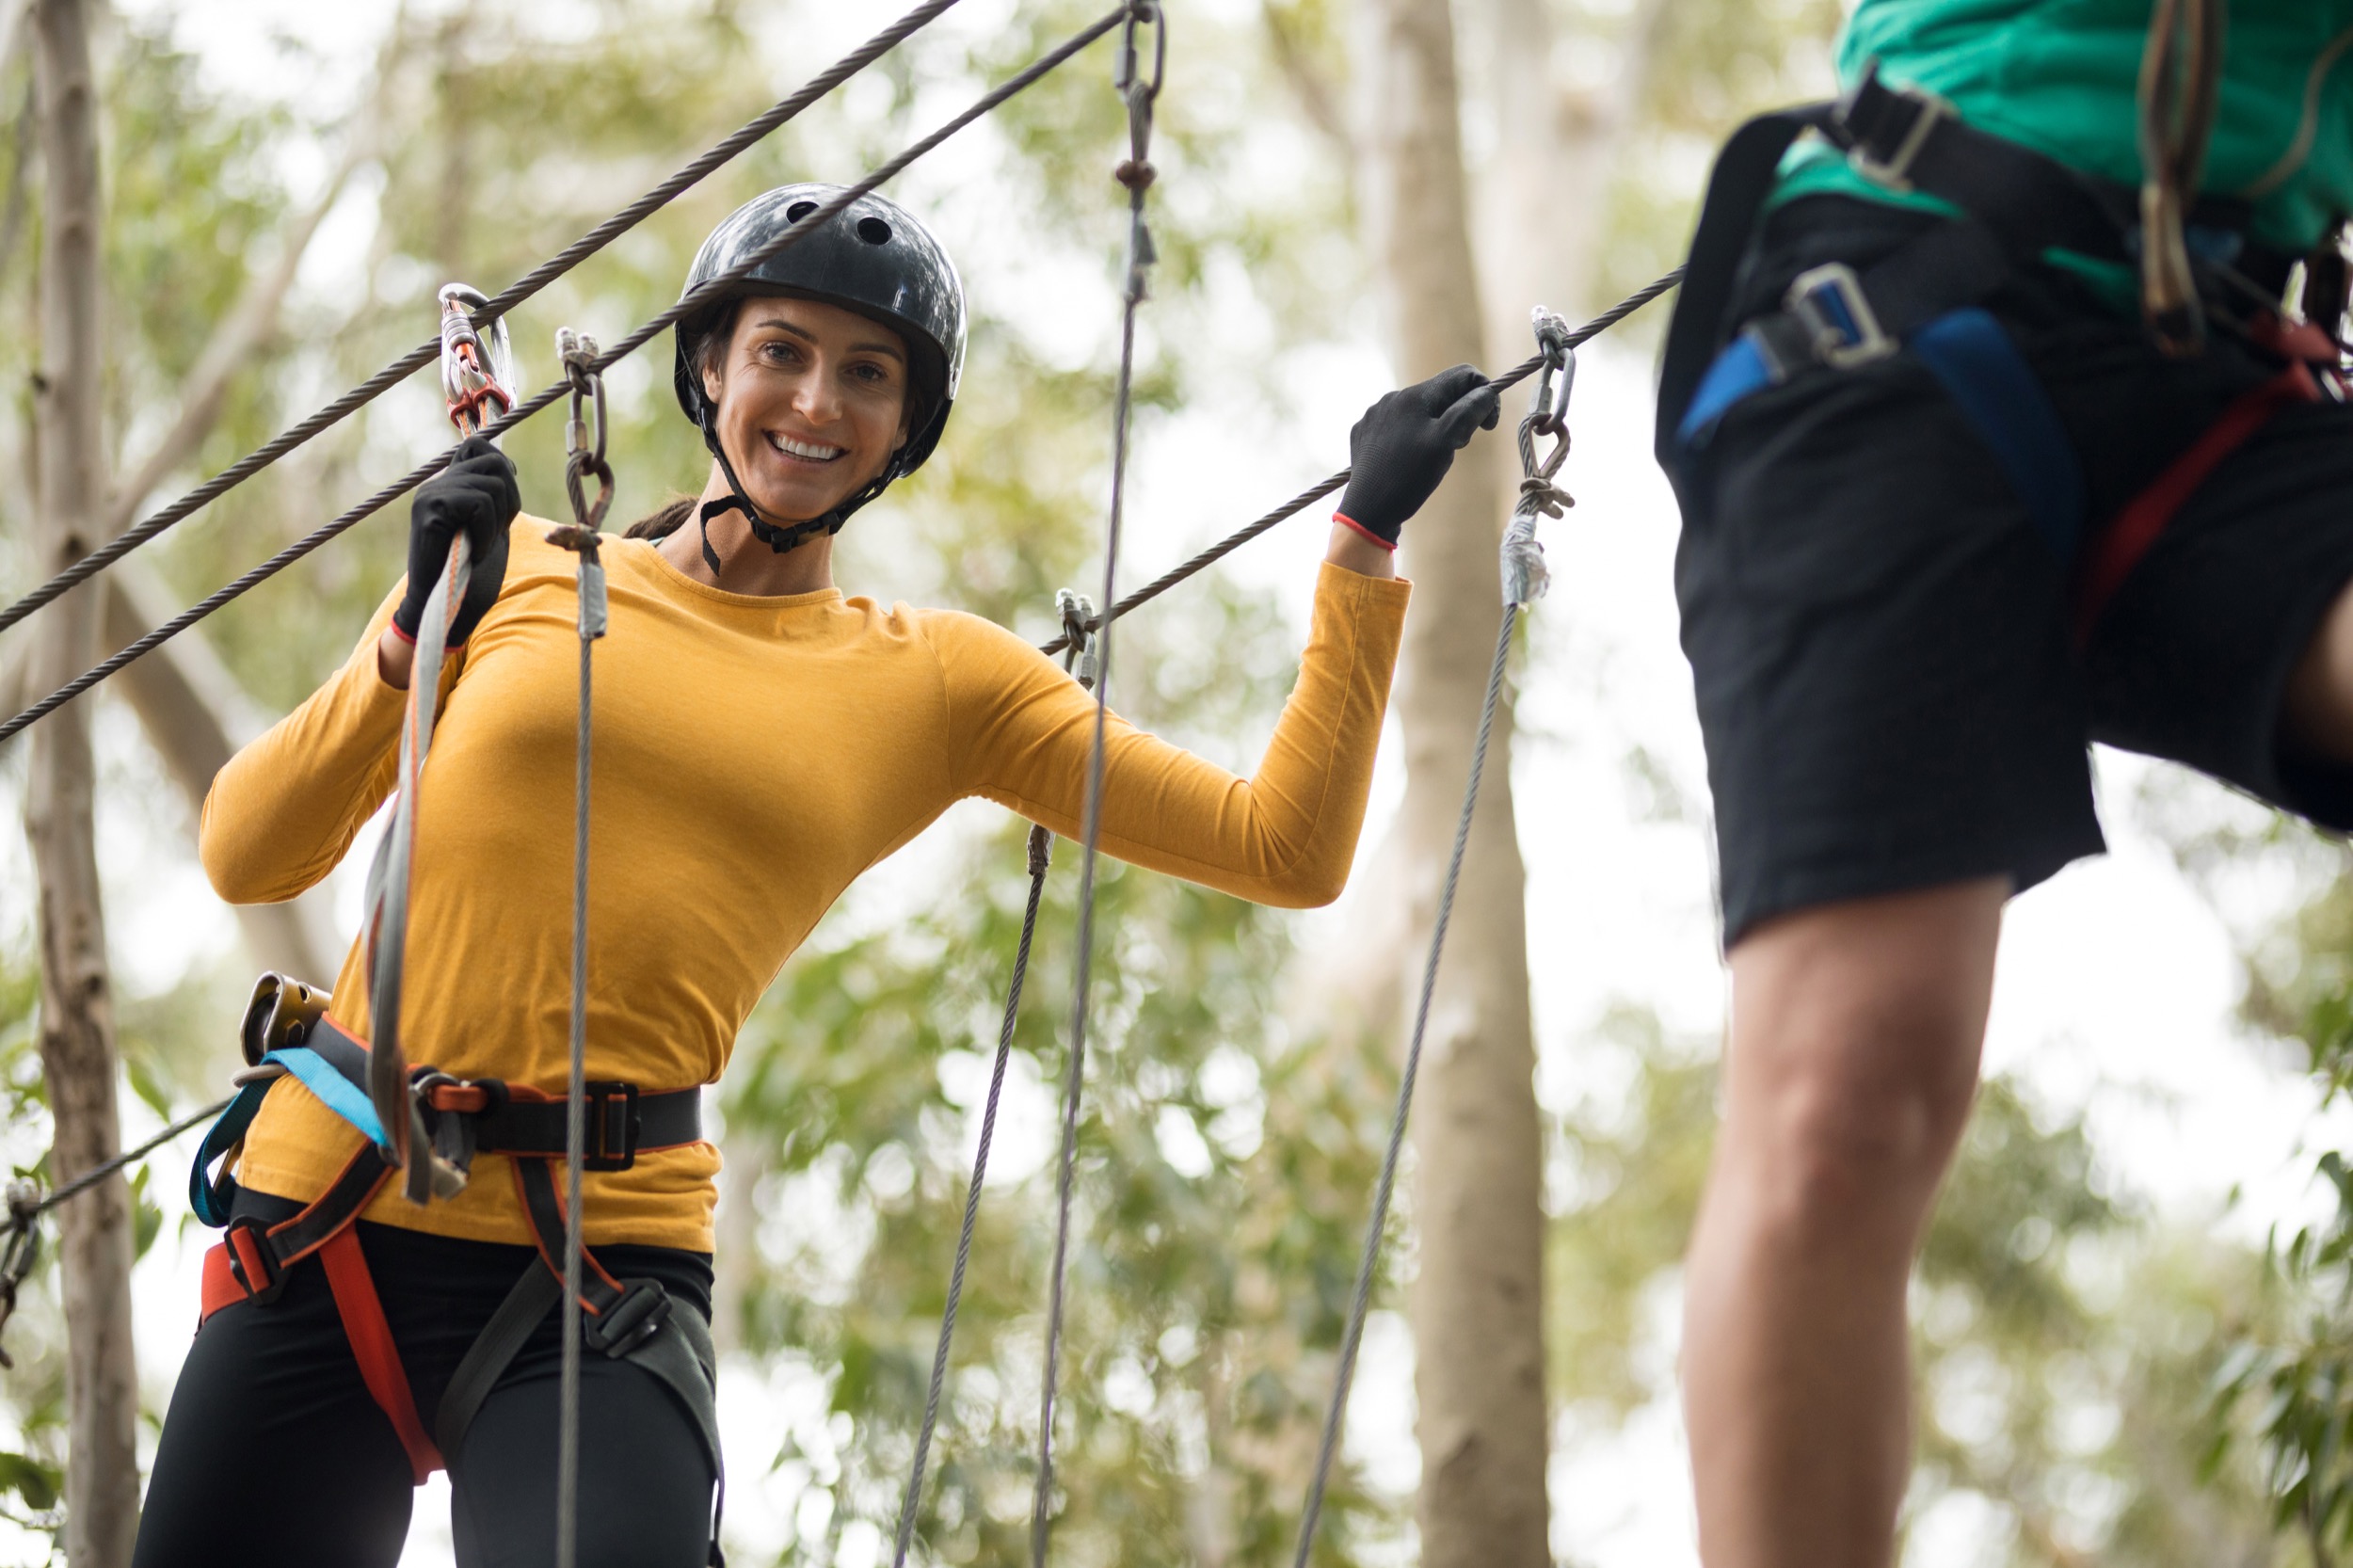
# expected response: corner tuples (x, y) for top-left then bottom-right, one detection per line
(703, 295), (911, 523)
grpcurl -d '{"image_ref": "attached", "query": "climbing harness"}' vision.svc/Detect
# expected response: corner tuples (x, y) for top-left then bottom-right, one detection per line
(362, 284), (516, 1209)
(1657, 61), (2344, 638)
(1292, 310), (1576, 1568)
(1031, 8), (1160, 1562)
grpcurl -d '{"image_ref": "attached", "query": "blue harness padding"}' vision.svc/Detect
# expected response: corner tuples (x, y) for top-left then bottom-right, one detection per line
(1673, 305), (2087, 561)
(189, 1046), (390, 1226)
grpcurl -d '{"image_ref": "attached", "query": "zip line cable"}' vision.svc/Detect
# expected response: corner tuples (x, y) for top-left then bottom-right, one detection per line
(1029, 8), (1162, 1563)
(0, 0), (968, 646)
(1037, 265), (1681, 658)
(0, 2), (1129, 751)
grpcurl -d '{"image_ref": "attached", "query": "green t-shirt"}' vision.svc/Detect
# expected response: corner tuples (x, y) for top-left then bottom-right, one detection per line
(1778, 0), (2353, 273)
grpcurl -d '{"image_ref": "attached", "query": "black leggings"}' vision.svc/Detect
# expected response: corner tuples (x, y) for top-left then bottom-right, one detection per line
(134, 1198), (718, 1568)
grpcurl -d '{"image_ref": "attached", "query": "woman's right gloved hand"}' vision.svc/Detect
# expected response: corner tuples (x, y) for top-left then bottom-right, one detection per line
(1333, 363), (1501, 549)
(392, 435), (520, 647)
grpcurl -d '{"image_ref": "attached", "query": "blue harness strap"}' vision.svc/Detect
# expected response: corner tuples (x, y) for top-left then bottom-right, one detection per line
(1909, 308), (2085, 558)
(1673, 305), (2087, 562)
(189, 1045), (392, 1226)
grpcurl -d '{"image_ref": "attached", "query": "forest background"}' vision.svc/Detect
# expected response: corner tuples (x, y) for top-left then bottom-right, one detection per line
(0, 0), (2350, 1565)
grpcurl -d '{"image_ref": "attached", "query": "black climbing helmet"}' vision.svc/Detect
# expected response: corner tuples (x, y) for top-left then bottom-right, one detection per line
(672, 184), (967, 529)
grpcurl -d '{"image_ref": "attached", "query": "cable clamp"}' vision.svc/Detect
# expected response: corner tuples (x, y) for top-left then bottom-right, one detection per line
(1055, 588), (1100, 690)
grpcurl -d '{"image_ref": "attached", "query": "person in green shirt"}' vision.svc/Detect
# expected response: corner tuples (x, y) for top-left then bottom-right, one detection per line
(1653, 5), (2352, 1565)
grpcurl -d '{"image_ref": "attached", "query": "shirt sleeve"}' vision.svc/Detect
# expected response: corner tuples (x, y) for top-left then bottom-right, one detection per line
(929, 561), (1411, 908)
(199, 582), (443, 904)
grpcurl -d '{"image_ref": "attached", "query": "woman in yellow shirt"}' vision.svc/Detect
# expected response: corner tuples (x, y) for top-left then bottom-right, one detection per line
(134, 184), (1498, 1568)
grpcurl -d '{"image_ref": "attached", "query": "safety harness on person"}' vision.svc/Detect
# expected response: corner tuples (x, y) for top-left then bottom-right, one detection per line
(1657, 61), (2349, 639)
(185, 975), (727, 1563)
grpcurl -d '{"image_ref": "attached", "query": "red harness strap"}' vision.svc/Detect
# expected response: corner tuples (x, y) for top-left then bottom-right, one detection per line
(318, 1228), (444, 1480)
(2074, 326), (2336, 640)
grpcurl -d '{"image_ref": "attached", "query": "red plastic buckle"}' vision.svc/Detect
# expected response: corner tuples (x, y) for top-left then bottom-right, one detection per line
(224, 1221), (286, 1305)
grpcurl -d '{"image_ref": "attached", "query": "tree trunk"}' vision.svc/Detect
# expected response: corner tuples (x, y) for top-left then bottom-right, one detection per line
(1353, 0), (1549, 1563)
(27, 4), (139, 1564)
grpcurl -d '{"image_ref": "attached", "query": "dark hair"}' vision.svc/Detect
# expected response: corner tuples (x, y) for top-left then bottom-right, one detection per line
(626, 495), (697, 541)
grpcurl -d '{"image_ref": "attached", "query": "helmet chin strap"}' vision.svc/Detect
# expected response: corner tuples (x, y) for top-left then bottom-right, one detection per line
(696, 408), (843, 578)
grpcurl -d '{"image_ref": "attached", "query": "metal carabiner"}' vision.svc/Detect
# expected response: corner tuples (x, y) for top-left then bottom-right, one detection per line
(1114, 2), (1165, 109)
(555, 328), (615, 536)
(439, 283), (516, 439)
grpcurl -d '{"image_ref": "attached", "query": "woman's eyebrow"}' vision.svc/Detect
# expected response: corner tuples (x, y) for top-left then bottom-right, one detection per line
(751, 317), (905, 361)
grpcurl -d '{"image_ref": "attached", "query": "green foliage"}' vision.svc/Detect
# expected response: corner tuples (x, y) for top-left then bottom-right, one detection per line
(1547, 1010), (2282, 1565)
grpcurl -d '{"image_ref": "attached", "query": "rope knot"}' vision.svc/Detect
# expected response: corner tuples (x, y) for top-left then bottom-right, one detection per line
(1114, 159), (1157, 192)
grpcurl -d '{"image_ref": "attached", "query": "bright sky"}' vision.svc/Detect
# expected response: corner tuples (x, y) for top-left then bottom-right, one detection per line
(22, 2), (2340, 1565)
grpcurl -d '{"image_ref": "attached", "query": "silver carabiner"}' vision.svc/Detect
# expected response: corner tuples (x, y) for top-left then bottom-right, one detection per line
(1515, 307), (1577, 482)
(439, 283), (516, 439)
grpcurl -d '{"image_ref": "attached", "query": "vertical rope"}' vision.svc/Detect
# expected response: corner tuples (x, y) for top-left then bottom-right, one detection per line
(1289, 604), (1517, 1568)
(1031, 11), (1161, 1564)
(556, 623), (593, 1568)
(891, 824), (1055, 1568)
(552, 332), (614, 1568)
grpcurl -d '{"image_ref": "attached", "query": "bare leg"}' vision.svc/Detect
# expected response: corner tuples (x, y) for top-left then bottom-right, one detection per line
(1683, 877), (2005, 1568)
(2282, 579), (2353, 764)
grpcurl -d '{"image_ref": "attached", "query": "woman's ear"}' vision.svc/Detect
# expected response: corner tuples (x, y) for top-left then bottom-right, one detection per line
(701, 357), (726, 410)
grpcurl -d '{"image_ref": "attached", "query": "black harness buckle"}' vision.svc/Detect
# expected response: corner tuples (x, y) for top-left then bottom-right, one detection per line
(584, 1278), (671, 1356)
(1835, 66), (1954, 196)
(583, 1081), (641, 1172)
(224, 1220), (288, 1306)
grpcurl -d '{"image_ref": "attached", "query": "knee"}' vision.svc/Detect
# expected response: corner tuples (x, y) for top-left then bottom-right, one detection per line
(1742, 1049), (1975, 1242)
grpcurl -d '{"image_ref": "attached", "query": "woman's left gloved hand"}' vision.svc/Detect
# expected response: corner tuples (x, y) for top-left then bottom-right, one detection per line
(1333, 364), (1501, 549)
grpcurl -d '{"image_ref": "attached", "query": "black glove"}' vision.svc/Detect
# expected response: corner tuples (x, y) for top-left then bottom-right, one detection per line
(1334, 364), (1501, 546)
(392, 435), (519, 647)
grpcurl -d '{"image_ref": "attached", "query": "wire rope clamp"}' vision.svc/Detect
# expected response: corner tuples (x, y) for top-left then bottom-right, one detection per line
(1055, 588), (1100, 690)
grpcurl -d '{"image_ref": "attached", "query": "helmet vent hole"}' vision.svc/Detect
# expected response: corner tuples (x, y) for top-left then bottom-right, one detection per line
(856, 216), (893, 246)
(786, 200), (820, 223)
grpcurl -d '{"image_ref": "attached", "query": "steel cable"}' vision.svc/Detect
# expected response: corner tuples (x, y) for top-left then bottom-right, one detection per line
(1030, 10), (1161, 1564)
(0, 0), (968, 645)
(1036, 266), (1680, 657)
(890, 824), (1056, 1568)
(0, 2), (1128, 750)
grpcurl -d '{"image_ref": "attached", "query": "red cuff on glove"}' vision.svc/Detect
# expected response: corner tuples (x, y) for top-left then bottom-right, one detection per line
(1333, 512), (1397, 552)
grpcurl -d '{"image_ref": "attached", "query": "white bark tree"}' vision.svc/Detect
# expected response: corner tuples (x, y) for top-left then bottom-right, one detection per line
(1352, 0), (1549, 1562)
(27, 3), (138, 1561)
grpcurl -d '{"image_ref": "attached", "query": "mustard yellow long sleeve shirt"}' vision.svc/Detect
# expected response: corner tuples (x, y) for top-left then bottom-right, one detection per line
(201, 518), (1410, 1250)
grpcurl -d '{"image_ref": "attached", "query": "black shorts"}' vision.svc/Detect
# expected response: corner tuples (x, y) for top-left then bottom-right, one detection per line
(1671, 197), (2353, 945)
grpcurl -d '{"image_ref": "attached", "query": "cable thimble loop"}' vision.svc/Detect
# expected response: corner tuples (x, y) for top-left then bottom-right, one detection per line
(554, 328), (616, 538)
(439, 284), (516, 438)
